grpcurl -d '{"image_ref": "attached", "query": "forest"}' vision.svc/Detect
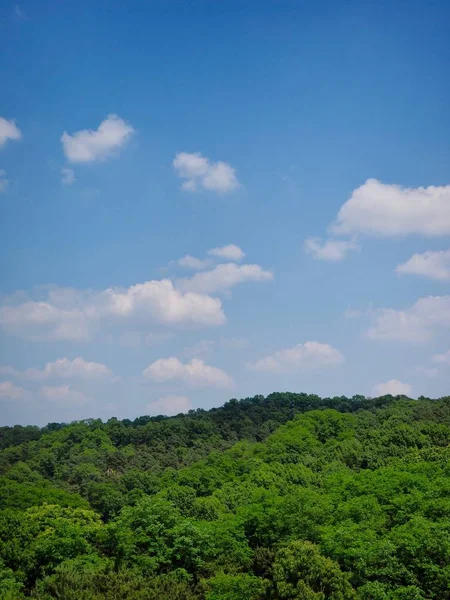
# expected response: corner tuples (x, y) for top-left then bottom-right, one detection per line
(1, 391), (450, 599)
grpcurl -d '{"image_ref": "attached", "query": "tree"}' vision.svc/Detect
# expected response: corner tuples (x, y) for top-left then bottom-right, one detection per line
(202, 573), (267, 600)
(272, 541), (356, 599)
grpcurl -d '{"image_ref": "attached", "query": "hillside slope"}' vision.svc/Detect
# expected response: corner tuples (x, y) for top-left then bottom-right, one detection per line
(1, 394), (450, 598)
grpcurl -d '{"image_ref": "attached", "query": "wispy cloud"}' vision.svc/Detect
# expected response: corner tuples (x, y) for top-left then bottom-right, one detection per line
(147, 395), (192, 416)
(13, 5), (26, 20)
(177, 263), (273, 295)
(0, 170), (9, 193)
(1, 357), (115, 382)
(367, 295), (450, 343)
(207, 244), (245, 261)
(0, 381), (25, 400)
(248, 341), (344, 373)
(61, 167), (76, 185)
(173, 152), (239, 193)
(0, 117), (21, 148)
(304, 237), (360, 261)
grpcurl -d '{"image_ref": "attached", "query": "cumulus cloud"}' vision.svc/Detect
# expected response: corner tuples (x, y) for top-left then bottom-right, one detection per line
(147, 395), (192, 416)
(173, 152), (239, 193)
(2, 357), (115, 381)
(0, 381), (25, 400)
(39, 385), (88, 406)
(432, 349), (450, 365)
(143, 357), (234, 388)
(207, 244), (245, 261)
(61, 167), (75, 185)
(367, 295), (450, 343)
(0, 170), (9, 193)
(372, 380), (412, 397)
(89, 279), (225, 326)
(0, 279), (225, 341)
(61, 114), (134, 163)
(0, 117), (21, 148)
(175, 255), (212, 270)
(331, 179), (450, 237)
(177, 263), (273, 295)
(396, 249), (450, 282)
(247, 341), (344, 373)
(0, 300), (89, 342)
(304, 237), (360, 261)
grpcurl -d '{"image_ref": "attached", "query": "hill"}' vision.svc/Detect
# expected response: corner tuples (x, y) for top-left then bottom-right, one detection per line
(1, 392), (450, 598)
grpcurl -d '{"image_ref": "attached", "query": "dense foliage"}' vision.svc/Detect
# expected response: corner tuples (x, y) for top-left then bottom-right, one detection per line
(1, 392), (450, 599)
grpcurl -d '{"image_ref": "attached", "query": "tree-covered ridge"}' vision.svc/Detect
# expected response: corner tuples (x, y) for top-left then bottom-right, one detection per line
(1, 393), (450, 599)
(0, 393), (393, 515)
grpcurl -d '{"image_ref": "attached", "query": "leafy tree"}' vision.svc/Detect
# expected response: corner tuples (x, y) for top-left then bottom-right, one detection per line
(202, 573), (267, 600)
(3, 395), (450, 598)
(272, 540), (356, 599)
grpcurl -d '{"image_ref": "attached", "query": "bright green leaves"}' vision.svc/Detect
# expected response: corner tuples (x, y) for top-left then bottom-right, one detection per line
(202, 573), (267, 600)
(272, 540), (356, 600)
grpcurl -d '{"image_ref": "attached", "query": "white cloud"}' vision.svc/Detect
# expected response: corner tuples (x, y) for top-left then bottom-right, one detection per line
(304, 237), (360, 261)
(173, 152), (239, 193)
(0, 170), (9, 193)
(432, 349), (450, 365)
(61, 114), (134, 163)
(26, 357), (113, 381)
(176, 255), (212, 270)
(0, 300), (89, 341)
(177, 263), (273, 295)
(0, 117), (21, 148)
(61, 167), (76, 185)
(172, 245), (245, 271)
(0, 279), (225, 341)
(147, 395), (192, 416)
(39, 385), (88, 406)
(372, 379), (412, 397)
(93, 279), (225, 326)
(331, 179), (450, 237)
(0, 381), (25, 400)
(247, 341), (344, 374)
(367, 295), (450, 343)
(396, 249), (450, 282)
(207, 244), (245, 261)
(143, 357), (234, 388)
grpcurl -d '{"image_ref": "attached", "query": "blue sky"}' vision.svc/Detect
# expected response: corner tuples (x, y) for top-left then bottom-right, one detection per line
(1, 0), (449, 425)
